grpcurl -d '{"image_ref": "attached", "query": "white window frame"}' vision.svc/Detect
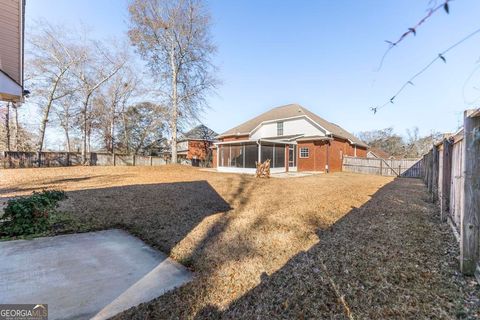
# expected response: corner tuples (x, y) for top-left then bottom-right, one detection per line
(299, 147), (309, 158)
(277, 121), (284, 136)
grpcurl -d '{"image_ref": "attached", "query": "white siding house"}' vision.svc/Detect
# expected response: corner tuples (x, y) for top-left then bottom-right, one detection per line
(0, 0), (25, 102)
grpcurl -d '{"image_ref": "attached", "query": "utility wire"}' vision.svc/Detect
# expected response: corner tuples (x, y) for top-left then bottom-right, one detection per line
(372, 26), (480, 114)
(377, 0), (451, 71)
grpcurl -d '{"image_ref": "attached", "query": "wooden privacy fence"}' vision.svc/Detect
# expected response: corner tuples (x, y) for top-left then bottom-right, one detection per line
(0, 151), (176, 169)
(342, 156), (423, 177)
(421, 108), (480, 278)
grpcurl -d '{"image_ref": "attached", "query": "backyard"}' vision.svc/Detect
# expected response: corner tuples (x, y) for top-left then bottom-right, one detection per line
(1, 165), (478, 319)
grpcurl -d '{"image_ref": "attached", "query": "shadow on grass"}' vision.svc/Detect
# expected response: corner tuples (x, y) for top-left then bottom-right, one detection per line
(190, 178), (467, 319)
(60, 180), (232, 256)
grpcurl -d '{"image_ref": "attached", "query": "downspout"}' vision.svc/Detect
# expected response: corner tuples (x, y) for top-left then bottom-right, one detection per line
(326, 141), (330, 173)
(354, 145), (357, 157)
(256, 139), (261, 163)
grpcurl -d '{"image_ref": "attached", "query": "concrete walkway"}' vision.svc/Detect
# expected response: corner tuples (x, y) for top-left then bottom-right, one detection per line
(0, 230), (192, 320)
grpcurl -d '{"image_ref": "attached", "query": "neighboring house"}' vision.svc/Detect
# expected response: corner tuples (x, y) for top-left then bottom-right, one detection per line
(177, 124), (217, 166)
(213, 104), (368, 173)
(367, 148), (395, 159)
(0, 0), (25, 102)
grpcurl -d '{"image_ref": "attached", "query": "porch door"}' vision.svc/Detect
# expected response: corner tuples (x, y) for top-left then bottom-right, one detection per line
(288, 145), (297, 171)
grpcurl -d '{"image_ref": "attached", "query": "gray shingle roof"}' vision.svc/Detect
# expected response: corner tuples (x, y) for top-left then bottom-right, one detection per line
(218, 104), (368, 147)
(180, 125), (218, 141)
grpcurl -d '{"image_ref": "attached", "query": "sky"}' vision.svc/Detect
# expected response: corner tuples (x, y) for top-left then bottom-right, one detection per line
(24, 0), (480, 147)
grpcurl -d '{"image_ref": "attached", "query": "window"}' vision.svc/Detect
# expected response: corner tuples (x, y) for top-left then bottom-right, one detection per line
(277, 121), (284, 136)
(300, 147), (309, 158)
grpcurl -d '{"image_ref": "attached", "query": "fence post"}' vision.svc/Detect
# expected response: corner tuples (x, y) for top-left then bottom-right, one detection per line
(133, 154), (136, 166)
(432, 146), (439, 202)
(37, 151), (42, 168)
(150, 156), (153, 166)
(441, 138), (453, 222)
(461, 109), (480, 275)
(113, 153), (116, 166)
(427, 150), (433, 194)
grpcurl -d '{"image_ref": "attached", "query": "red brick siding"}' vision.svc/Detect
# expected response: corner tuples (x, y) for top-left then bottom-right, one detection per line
(356, 147), (367, 158)
(187, 140), (213, 161)
(219, 135), (249, 142)
(297, 138), (367, 172)
(297, 141), (328, 172)
(212, 147), (217, 168)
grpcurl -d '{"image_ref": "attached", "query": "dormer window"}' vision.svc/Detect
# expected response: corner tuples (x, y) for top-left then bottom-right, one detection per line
(277, 121), (284, 136)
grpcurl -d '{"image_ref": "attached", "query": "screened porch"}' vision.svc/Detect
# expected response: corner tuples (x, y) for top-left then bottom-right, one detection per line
(216, 140), (294, 173)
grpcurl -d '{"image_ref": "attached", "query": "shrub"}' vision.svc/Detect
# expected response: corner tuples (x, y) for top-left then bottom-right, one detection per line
(0, 190), (67, 237)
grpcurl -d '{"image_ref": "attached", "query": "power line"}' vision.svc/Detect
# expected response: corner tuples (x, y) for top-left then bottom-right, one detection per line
(371, 26), (480, 114)
(377, 0), (451, 71)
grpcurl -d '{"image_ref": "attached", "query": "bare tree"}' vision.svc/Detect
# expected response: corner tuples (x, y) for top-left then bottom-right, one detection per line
(93, 63), (140, 153)
(116, 101), (167, 155)
(54, 98), (75, 152)
(128, 0), (218, 163)
(26, 21), (81, 152)
(4, 102), (10, 151)
(12, 103), (19, 150)
(72, 39), (124, 163)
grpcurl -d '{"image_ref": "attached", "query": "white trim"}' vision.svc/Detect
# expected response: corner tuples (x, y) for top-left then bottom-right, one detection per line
(299, 147), (309, 158)
(19, 0), (24, 88)
(217, 166), (286, 174)
(215, 139), (295, 146)
(259, 138), (296, 145)
(0, 72), (22, 101)
(214, 139), (252, 145)
(249, 115), (331, 137)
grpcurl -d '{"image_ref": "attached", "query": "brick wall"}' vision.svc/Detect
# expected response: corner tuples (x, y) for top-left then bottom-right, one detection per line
(297, 141), (328, 172)
(187, 140), (213, 161)
(297, 138), (367, 172)
(212, 147), (217, 168)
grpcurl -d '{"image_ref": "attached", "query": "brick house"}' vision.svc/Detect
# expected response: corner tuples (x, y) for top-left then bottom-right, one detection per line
(177, 125), (217, 166)
(212, 104), (368, 173)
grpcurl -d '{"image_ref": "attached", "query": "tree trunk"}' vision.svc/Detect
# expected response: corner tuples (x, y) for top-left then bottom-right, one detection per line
(64, 126), (71, 152)
(37, 100), (54, 152)
(82, 102), (88, 163)
(87, 124), (91, 153)
(13, 103), (19, 151)
(110, 109), (115, 153)
(5, 102), (10, 151)
(170, 44), (178, 164)
(122, 111), (129, 154)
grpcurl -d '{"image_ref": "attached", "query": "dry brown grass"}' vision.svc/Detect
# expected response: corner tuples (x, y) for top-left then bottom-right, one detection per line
(1, 165), (477, 319)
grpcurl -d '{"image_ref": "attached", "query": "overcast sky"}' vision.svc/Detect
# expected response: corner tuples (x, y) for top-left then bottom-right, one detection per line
(25, 0), (480, 148)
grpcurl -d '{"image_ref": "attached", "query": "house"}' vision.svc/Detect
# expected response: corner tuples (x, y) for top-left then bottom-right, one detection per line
(0, 0), (25, 102)
(177, 124), (217, 166)
(212, 104), (368, 173)
(367, 148), (395, 159)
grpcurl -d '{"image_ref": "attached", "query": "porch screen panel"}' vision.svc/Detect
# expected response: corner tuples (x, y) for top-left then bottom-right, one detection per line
(261, 144), (274, 164)
(244, 144), (258, 168)
(219, 145), (229, 167)
(274, 144), (285, 168)
(230, 145), (243, 167)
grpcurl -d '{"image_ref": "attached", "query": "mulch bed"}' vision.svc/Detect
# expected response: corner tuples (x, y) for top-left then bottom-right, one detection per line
(1, 166), (478, 319)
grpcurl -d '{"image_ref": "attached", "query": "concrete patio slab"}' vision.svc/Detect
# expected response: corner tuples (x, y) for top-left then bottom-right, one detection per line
(0, 229), (192, 320)
(270, 171), (323, 178)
